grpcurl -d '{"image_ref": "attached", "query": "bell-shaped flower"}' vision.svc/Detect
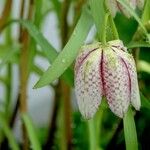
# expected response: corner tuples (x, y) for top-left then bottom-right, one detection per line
(75, 40), (141, 119)
(105, 0), (145, 18)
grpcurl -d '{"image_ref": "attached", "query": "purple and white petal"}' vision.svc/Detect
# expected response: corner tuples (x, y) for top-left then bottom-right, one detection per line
(105, 0), (118, 17)
(75, 49), (103, 119)
(75, 43), (100, 74)
(137, 0), (145, 9)
(102, 48), (130, 117)
(112, 45), (141, 110)
(122, 55), (141, 110)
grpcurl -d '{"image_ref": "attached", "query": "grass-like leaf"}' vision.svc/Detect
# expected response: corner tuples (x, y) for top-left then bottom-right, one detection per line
(22, 113), (41, 150)
(0, 112), (20, 150)
(127, 41), (150, 49)
(141, 0), (150, 23)
(89, 0), (105, 40)
(34, 8), (93, 88)
(0, 45), (20, 70)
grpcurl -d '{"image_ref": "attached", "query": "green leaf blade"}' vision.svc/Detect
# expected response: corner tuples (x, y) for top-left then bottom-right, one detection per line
(34, 9), (93, 88)
(0, 113), (20, 150)
(89, 0), (105, 40)
(22, 113), (41, 150)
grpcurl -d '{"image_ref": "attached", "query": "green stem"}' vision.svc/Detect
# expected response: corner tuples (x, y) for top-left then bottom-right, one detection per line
(123, 107), (138, 150)
(95, 100), (105, 148)
(88, 119), (97, 150)
(108, 14), (119, 40)
(102, 13), (109, 45)
(5, 22), (12, 121)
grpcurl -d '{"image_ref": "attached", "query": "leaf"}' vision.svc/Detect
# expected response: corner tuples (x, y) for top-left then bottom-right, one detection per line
(89, 0), (105, 40)
(18, 19), (74, 86)
(123, 107), (138, 150)
(19, 20), (57, 62)
(138, 60), (150, 74)
(140, 92), (150, 109)
(0, 45), (19, 70)
(0, 112), (20, 150)
(34, 9), (93, 88)
(127, 41), (150, 49)
(141, 0), (150, 23)
(22, 113), (41, 150)
(117, 0), (150, 43)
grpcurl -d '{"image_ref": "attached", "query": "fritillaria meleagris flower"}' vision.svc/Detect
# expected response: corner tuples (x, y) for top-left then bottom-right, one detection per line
(105, 0), (145, 18)
(75, 40), (141, 119)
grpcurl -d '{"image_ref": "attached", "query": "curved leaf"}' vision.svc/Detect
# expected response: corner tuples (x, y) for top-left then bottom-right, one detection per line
(22, 113), (41, 150)
(0, 112), (20, 150)
(34, 9), (93, 88)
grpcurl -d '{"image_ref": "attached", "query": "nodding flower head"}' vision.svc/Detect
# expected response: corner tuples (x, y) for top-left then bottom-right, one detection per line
(106, 0), (145, 18)
(75, 40), (140, 119)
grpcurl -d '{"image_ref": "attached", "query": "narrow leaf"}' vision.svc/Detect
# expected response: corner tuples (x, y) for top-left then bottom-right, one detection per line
(22, 113), (41, 150)
(0, 46), (19, 70)
(141, 0), (150, 23)
(123, 108), (138, 150)
(1, 17), (74, 86)
(19, 20), (57, 62)
(0, 112), (20, 150)
(34, 9), (93, 88)
(127, 41), (150, 49)
(89, 0), (105, 40)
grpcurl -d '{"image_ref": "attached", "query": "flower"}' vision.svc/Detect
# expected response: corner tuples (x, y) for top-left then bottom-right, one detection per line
(105, 0), (145, 18)
(75, 40), (140, 119)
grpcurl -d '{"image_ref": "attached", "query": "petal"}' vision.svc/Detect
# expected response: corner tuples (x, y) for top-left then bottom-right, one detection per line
(116, 2), (131, 18)
(137, 0), (145, 9)
(128, 0), (137, 9)
(111, 46), (141, 110)
(75, 49), (103, 119)
(126, 56), (141, 110)
(75, 43), (100, 74)
(103, 48), (130, 117)
(108, 40), (127, 52)
(105, 0), (118, 17)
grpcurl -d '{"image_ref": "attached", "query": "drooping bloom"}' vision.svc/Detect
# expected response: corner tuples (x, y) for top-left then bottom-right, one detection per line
(105, 0), (145, 18)
(75, 40), (140, 119)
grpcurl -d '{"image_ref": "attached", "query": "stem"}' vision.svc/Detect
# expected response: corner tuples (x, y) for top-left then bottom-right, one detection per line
(60, 0), (70, 46)
(108, 14), (119, 40)
(19, 0), (34, 149)
(60, 0), (72, 149)
(87, 101), (107, 150)
(102, 13), (109, 45)
(95, 105), (104, 148)
(61, 80), (72, 149)
(5, 22), (12, 121)
(44, 82), (61, 149)
(123, 107), (138, 150)
(0, 0), (12, 32)
(88, 119), (97, 150)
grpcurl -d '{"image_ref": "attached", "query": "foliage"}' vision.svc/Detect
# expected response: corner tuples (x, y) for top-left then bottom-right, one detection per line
(0, 0), (150, 150)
